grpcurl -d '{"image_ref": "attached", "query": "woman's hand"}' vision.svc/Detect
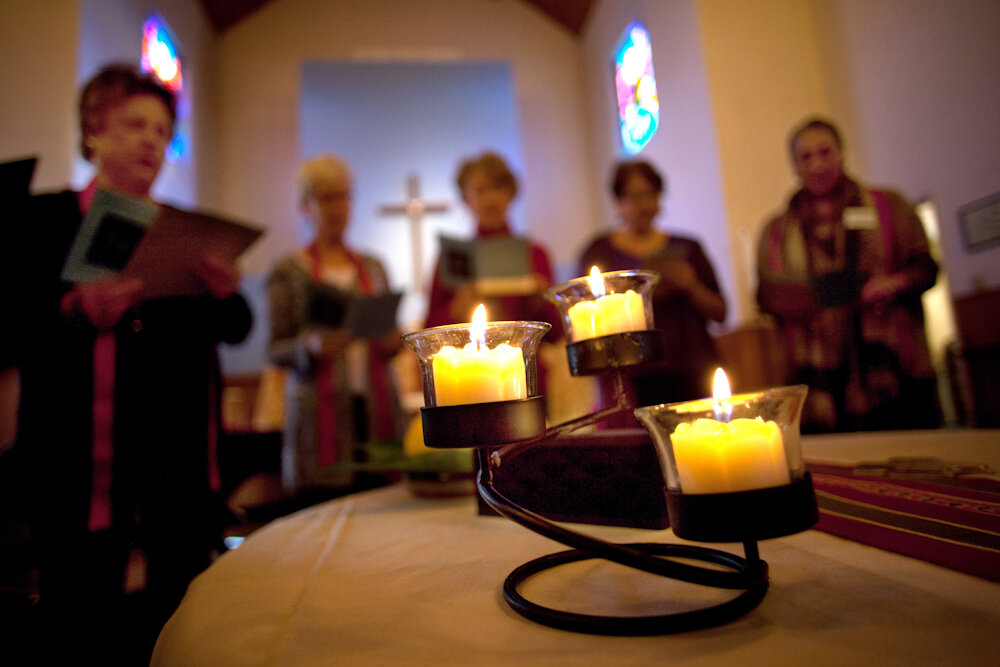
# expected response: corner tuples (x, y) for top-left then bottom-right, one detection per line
(374, 328), (404, 356)
(448, 285), (480, 323)
(304, 328), (354, 359)
(861, 273), (907, 305)
(61, 277), (143, 330)
(652, 258), (697, 296)
(652, 258), (727, 322)
(195, 253), (241, 299)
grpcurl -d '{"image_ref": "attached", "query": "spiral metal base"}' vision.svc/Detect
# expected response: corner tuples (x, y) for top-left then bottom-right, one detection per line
(415, 364), (814, 636)
(477, 449), (771, 635)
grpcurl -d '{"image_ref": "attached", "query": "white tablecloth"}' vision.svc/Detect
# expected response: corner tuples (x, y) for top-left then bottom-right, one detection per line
(153, 429), (1000, 666)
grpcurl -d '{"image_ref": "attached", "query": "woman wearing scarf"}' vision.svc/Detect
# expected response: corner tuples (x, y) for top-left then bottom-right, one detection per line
(756, 117), (940, 432)
(267, 155), (403, 494)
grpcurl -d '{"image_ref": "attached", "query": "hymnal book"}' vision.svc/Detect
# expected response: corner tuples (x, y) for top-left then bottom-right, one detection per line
(61, 189), (263, 299)
(0, 156), (37, 202)
(1, 156), (38, 236)
(640, 243), (693, 281)
(306, 283), (402, 338)
(437, 234), (535, 295)
(121, 206), (263, 299)
(809, 269), (861, 307)
(61, 188), (159, 284)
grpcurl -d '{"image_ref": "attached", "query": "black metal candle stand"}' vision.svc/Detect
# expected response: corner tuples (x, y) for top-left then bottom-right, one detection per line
(420, 396), (547, 448)
(666, 475), (819, 543)
(565, 329), (666, 376)
(416, 330), (817, 636)
(475, 442), (778, 636)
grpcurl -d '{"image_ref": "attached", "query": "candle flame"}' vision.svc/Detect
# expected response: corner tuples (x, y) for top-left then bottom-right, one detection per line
(712, 367), (733, 422)
(471, 304), (488, 351)
(586, 266), (606, 298)
(712, 368), (731, 400)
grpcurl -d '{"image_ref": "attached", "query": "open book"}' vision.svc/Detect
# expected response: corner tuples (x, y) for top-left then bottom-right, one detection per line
(61, 189), (263, 299)
(0, 156), (37, 202)
(306, 283), (402, 338)
(437, 234), (536, 295)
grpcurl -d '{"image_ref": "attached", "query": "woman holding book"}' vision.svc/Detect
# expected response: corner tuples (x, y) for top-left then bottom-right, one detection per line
(266, 155), (403, 495)
(4, 64), (251, 661)
(424, 151), (561, 333)
(421, 152), (565, 411)
(578, 159), (726, 408)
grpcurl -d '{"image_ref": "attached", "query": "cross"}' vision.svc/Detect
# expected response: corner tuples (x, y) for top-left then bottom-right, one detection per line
(378, 173), (451, 289)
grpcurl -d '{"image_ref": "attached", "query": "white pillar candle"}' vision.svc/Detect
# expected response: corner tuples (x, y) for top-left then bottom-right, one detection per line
(432, 305), (527, 406)
(567, 267), (646, 340)
(670, 417), (790, 493)
(669, 369), (790, 493)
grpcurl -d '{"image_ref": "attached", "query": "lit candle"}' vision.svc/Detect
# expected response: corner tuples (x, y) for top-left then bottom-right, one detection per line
(432, 304), (527, 406)
(669, 369), (790, 494)
(567, 266), (646, 340)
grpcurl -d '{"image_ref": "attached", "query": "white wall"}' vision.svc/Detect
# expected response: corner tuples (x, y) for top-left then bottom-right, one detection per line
(813, 0), (1000, 298)
(0, 0), (214, 205)
(213, 0), (596, 280)
(5, 0), (997, 341)
(0, 0), (79, 191)
(579, 0), (1000, 328)
(580, 0), (736, 328)
(77, 0), (217, 207)
(695, 0), (832, 324)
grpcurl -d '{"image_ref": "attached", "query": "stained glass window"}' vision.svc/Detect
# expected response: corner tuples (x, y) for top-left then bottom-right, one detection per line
(141, 14), (186, 161)
(614, 22), (659, 155)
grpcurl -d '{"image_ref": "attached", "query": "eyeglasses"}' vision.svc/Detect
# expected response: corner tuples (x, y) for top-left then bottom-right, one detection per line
(312, 190), (352, 205)
(621, 191), (658, 204)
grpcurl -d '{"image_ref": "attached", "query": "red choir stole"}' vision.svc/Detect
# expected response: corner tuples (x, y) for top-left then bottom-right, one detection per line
(306, 243), (396, 467)
(79, 183), (222, 532)
(764, 188), (922, 380)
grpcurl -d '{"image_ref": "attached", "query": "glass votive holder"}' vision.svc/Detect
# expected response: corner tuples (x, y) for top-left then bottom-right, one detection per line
(634, 385), (818, 542)
(401, 319), (551, 448)
(545, 269), (665, 375)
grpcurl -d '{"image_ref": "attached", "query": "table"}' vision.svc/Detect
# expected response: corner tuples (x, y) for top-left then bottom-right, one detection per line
(153, 429), (1000, 666)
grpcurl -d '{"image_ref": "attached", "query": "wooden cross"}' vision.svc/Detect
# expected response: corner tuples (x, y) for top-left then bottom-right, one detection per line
(378, 173), (451, 289)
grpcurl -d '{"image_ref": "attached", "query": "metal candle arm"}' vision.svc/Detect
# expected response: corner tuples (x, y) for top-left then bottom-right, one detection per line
(403, 312), (816, 635)
(476, 448), (766, 590)
(471, 369), (773, 635)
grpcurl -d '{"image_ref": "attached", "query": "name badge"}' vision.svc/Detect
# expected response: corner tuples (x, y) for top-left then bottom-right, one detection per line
(843, 207), (879, 230)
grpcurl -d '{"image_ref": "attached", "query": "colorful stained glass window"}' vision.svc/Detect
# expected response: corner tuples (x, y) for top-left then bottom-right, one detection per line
(141, 14), (185, 161)
(614, 22), (659, 155)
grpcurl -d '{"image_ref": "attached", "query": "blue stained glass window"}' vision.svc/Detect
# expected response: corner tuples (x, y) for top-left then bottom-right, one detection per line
(614, 22), (659, 155)
(141, 14), (186, 161)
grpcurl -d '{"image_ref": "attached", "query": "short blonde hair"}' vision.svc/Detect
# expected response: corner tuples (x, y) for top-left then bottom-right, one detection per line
(298, 154), (352, 206)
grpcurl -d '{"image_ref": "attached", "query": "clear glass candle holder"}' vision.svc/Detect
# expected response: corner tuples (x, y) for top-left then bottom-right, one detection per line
(545, 269), (658, 345)
(634, 385), (816, 542)
(634, 384), (809, 495)
(402, 320), (550, 407)
(401, 320), (551, 448)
